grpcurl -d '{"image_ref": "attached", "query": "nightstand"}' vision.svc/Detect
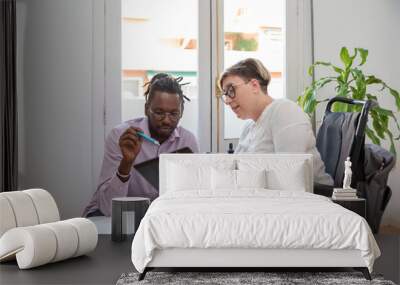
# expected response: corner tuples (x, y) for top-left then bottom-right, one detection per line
(332, 197), (366, 218)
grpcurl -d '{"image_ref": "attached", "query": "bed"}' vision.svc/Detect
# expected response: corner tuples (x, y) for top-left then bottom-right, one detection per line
(131, 154), (380, 280)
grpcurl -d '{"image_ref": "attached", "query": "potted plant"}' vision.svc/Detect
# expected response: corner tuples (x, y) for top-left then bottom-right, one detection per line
(297, 47), (400, 154)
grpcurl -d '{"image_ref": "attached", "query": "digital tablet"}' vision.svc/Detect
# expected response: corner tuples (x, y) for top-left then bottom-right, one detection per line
(134, 147), (193, 190)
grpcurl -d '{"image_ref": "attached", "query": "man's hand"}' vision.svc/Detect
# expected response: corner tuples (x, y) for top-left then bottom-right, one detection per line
(118, 127), (143, 178)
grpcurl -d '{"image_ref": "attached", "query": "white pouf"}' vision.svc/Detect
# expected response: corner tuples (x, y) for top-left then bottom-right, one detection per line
(0, 189), (98, 269)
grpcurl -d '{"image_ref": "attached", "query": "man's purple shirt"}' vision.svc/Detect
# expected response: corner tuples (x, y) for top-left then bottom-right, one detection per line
(83, 117), (199, 217)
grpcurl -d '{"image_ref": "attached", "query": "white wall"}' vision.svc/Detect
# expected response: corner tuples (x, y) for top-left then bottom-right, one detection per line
(17, 0), (104, 219)
(313, 0), (400, 227)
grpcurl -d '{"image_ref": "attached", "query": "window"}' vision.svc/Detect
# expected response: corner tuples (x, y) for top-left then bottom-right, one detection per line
(223, 0), (284, 139)
(121, 0), (199, 136)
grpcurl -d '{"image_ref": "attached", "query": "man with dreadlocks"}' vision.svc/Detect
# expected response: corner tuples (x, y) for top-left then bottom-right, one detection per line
(83, 73), (199, 217)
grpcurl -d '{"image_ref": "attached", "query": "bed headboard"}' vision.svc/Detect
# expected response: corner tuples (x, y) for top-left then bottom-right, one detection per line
(159, 153), (313, 195)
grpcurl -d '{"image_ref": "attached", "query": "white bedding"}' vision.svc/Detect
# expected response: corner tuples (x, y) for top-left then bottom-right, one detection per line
(131, 190), (380, 273)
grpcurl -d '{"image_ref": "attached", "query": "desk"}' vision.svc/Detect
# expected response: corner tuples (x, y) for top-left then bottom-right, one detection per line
(0, 235), (132, 285)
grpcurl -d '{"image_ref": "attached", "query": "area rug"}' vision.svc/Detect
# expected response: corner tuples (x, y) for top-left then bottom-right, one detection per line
(116, 271), (396, 285)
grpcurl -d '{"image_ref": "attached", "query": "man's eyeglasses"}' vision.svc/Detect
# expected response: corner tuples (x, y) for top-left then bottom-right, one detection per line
(219, 81), (249, 103)
(149, 109), (181, 121)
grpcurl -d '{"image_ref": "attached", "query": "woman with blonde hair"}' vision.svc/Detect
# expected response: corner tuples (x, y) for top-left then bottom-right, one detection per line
(219, 58), (333, 185)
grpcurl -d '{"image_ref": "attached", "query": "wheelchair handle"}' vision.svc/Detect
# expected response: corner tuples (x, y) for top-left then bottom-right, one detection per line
(325, 97), (378, 149)
(326, 97), (377, 113)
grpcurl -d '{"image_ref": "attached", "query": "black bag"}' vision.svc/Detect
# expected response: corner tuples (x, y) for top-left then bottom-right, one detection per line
(358, 144), (395, 233)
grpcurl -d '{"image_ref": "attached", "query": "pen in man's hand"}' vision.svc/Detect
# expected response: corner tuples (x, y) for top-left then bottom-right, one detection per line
(137, 131), (160, 146)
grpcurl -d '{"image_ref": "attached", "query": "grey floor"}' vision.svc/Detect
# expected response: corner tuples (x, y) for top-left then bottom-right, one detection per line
(374, 234), (400, 284)
(1, 234), (399, 285)
(0, 235), (134, 285)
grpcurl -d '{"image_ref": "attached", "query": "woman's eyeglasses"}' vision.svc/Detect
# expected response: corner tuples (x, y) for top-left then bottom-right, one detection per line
(149, 109), (181, 121)
(219, 81), (249, 103)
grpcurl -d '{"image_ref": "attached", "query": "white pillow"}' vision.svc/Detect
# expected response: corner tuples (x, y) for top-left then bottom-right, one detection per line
(236, 169), (267, 189)
(266, 162), (306, 191)
(167, 162), (211, 191)
(237, 159), (308, 191)
(211, 168), (267, 190)
(211, 168), (236, 190)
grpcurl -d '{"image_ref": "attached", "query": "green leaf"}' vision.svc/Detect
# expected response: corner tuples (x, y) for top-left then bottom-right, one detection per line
(304, 97), (317, 114)
(308, 62), (343, 76)
(390, 144), (396, 155)
(375, 106), (400, 134)
(299, 87), (314, 113)
(381, 114), (389, 129)
(336, 74), (344, 85)
(365, 76), (382, 85)
(296, 95), (302, 105)
(384, 130), (397, 155)
(366, 94), (378, 101)
(356, 48), (368, 66)
(340, 47), (352, 68)
(302, 88), (317, 114)
(333, 66), (343, 73)
(308, 65), (314, 76)
(346, 104), (355, 112)
(365, 127), (381, 145)
(337, 83), (349, 97)
(390, 142), (396, 155)
(371, 111), (385, 139)
(340, 47), (351, 66)
(374, 106), (392, 117)
(372, 119), (385, 139)
(350, 86), (358, 98)
(389, 88), (400, 110)
(316, 98), (330, 104)
(351, 69), (366, 99)
(350, 48), (358, 61)
(340, 69), (350, 83)
(314, 61), (331, 66)
(354, 104), (363, 112)
(315, 77), (334, 89)
(332, 101), (348, 112)
(308, 61), (329, 76)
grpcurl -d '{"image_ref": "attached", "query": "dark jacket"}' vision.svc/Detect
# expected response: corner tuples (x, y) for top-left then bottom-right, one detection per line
(358, 144), (395, 233)
(316, 111), (395, 233)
